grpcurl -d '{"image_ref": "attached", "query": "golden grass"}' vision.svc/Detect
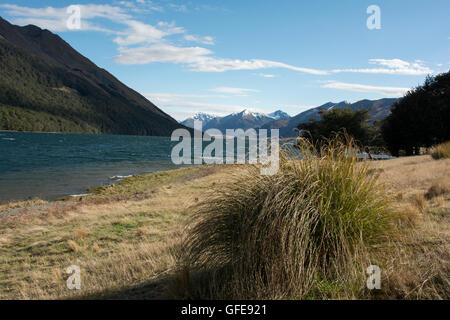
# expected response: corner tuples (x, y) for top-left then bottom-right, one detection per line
(0, 165), (238, 299)
(368, 155), (450, 299)
(430, 141), (450, 160)
(0, 198), (47, 211)
(0, 155), (448, 300)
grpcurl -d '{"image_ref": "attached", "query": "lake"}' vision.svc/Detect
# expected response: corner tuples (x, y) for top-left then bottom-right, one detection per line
(0, 131), (188, 202)
(0, 131), (393, 202)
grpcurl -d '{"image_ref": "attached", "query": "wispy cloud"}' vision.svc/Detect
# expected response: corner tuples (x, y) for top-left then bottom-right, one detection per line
(0, 4), (130, 32)
(257, 73), (277, 78)
(144, 92), (250, 120)
(184, 34), (215, 45)
(114, 21), (184, 46)
(145, 92), (229, 100)
(115, 44), (213, 64)
(0, 4), (434, 78)
(322, 81), (410, 97)
(209, 87), (260, 95)
(188, 58), (328, 74)
(332, 59), (433, 75)
(168, 3), (188, 13)
(114, 41), (328, 74)
(114, 1), (164, 13)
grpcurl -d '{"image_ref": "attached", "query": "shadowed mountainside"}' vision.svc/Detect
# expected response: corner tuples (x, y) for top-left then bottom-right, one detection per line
(0, 17), (185, 136)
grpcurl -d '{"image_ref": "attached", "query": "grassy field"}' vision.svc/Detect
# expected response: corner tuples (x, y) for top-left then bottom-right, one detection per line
(0, 155), (448, 299)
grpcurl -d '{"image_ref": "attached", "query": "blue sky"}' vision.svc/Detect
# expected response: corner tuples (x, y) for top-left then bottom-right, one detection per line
(0, 0), (449, 120)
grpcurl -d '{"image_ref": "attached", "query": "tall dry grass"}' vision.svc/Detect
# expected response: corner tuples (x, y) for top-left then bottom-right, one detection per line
(430, 141), (450, 160)
(173, 137), (399, 299)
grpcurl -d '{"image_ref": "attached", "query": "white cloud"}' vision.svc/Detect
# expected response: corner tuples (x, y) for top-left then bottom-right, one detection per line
(145, 93), (229, 100)
(332, 58), (433, 75)
(209, 87), (260, 95)
(114, 20), (184, 46)
(114, 43), (328, 75)
(115, 44), (213, 64)
(145, 92), (272, 121)
(257, 73), (276, 78)
(322, 81), (410, 97)
(0, 4), (131, 32)
(189, 58), (328, 74)
(116, 1), (164, 13)
(168, 4), (188, 13)
(145, 92), (249, 120)
(184, 34), (215, 45)
(1, 4), (434, 79)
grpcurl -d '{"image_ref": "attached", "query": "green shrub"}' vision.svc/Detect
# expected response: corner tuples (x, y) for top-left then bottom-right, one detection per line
(430, 141), (450, 160)
(174, 137), (397, 299)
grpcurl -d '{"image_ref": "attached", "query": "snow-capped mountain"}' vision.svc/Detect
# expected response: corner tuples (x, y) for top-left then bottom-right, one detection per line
(268, 110), (290, 120)
(180, 112), (216, 128)
(204, 109), (275, 131)
(180, 109), (291, 131)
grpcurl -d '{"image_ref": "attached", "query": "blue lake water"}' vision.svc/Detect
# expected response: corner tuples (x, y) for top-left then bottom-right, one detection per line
(0, 131), (188, 201)
(0, 131), (393, 202)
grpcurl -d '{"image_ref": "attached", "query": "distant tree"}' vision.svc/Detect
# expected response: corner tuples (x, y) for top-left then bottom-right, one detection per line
(381, 71), (450, 156)
(297, 108), (372, 146)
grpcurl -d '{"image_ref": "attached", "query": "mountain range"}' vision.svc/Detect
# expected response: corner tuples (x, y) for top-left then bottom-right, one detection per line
(181, 99), (396, 137)
(261, 98), (397, 137)
(181, 109), (289, 132)
(0, 17), (185, 136)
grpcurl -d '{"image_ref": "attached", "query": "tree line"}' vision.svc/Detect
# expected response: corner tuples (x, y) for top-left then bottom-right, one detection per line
(297, 71), (450, 156)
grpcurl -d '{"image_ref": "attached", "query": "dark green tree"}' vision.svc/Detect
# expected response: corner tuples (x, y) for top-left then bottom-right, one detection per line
(381, 71), (450, 156)
(298, 108), (372, 146)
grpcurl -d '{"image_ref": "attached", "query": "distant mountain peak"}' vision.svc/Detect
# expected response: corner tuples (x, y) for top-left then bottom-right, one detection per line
(192, 112), (215, 119)
(268, 110), (290, 120)
(231, 109), (266, 118)
(180, 112), (217, 128)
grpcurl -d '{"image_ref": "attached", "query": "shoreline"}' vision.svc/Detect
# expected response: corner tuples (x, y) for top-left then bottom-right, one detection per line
(0, 164), (193, 205)
(0, 129), (173, 138)
(0, 155), (448, 299)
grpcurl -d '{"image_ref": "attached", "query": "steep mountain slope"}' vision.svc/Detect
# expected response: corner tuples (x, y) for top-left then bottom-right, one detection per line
(262, 98), (397, 137)
(0, 17), (184, 136)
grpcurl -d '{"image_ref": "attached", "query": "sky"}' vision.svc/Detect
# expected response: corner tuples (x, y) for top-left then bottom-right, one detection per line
(0, 0), (449, 121)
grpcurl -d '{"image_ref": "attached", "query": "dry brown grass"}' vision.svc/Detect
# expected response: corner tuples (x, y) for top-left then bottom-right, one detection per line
(425, 181), (449, 200)
(430, 141), (450, 160)
(0, 165), (236, 299)
(414, 193), (427, 212)
(0, 155), (448, 300)
(369, 155), (450, 299)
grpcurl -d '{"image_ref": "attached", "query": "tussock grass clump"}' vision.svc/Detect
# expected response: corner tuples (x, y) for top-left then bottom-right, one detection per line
(425, 181), (449, 200)
(430, 141), (450, 160)
(175, 137), (397, 299)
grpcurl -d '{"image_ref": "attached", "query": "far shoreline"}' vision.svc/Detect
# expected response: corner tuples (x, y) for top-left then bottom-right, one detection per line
(0, 129), (174, 138)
